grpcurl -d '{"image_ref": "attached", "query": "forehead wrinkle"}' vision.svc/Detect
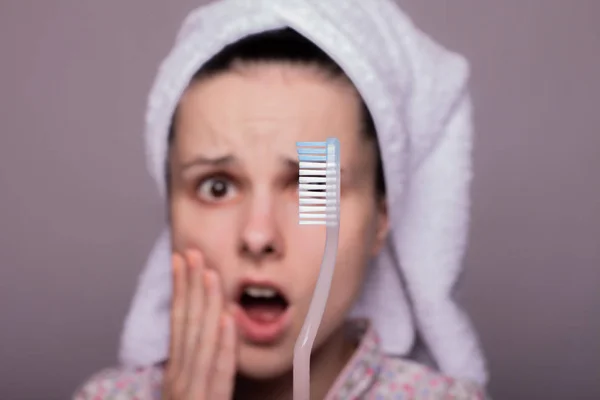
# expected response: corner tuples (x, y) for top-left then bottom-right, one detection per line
(173, 64), (374, 184)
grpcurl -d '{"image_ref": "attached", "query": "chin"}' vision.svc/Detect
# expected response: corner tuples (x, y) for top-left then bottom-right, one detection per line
(237, 342), (294, 379)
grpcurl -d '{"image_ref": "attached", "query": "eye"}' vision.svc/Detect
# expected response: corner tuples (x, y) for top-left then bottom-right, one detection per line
(196, 176), (237, 202)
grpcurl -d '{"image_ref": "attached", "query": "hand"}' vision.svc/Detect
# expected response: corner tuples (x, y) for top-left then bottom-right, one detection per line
(162, 250), (237, 400)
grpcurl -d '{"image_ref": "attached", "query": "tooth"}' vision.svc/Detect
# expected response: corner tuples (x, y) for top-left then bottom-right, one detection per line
(245, 286), (277, 298)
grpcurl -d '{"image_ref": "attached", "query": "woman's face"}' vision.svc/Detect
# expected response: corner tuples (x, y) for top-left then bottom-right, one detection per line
(168, 62), (388, 379)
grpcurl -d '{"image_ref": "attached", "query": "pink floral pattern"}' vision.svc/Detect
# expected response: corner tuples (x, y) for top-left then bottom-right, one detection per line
(74, 325), (486, 399)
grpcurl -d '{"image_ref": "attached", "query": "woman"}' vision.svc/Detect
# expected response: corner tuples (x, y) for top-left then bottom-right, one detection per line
(75, 0), (488, 398)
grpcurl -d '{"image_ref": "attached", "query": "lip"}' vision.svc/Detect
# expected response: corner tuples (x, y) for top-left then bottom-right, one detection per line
(233, 304), (292, 344)
(233, 277), (292, 344)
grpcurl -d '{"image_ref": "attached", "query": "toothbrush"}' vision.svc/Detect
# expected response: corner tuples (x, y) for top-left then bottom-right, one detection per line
(293, 138), (341, 400)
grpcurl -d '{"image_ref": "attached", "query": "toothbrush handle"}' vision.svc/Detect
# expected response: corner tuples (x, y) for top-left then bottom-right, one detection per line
(293, 226), (340, 400)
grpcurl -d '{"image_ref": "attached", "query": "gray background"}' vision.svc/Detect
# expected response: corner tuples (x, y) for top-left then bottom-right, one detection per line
(1, 1), (599, 399)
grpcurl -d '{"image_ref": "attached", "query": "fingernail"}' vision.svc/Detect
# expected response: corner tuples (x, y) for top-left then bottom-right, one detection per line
(204, 270), (217, 292)
(221, 315), (229, 331)
(171, 254), (183, 273)
(186, 249), (203, 268)
(221, 314), (233, 331)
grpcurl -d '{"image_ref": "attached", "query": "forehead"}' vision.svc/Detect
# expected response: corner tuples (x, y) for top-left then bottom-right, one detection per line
(172, 63), (373, 171)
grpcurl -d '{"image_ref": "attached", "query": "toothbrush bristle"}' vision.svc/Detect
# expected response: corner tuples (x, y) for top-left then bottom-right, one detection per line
(296, 140), (339, 226)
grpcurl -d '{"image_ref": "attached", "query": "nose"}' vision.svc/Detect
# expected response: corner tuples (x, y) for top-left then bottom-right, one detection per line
(239, 193), (282, 263)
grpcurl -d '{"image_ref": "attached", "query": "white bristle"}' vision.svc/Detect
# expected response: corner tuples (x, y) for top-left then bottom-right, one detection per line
(298, 213), (337, 219)
(296, 140), (339, 226)
(299, 198), (338, 205)
(299, 205), (337, 212)
(298, 176), (325, 183)
(299, 220), (337, 225)
(299, 176), (338, 184)
(299, 169), (326, 176)
(299, 191), (327, 197)
(299, 183), (325, 191)
(299, 161), (332, 169)
(299, 199), (326, 205)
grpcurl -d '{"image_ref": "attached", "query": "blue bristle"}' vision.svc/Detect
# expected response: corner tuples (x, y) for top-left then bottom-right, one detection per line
(297, 148), (327, 155)
(296, 141), (327, 146)
(298, 155), (327, 162)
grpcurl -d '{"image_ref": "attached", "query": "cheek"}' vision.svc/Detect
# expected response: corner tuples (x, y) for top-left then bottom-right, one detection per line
(330, 226), (372, 308)
(170, 197), (239, 272)
(285, 225), (327, 287)
(328, 199), (379, 308)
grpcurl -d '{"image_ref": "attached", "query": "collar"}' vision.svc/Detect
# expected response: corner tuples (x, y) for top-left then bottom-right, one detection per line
(324, 320), (384, 399)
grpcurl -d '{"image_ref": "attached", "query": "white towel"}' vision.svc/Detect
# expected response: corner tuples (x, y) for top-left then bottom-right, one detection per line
(119, 0), (488, 386)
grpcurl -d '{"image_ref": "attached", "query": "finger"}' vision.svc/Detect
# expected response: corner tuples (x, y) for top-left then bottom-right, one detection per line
(209, 314), (237, 399)
(190, 269), (223, 393)
(165, 253), (187, 383)
(179, 250), (206, 388)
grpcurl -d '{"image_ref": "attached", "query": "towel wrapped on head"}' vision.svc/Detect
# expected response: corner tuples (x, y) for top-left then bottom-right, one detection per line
(119, 0), (488, 386)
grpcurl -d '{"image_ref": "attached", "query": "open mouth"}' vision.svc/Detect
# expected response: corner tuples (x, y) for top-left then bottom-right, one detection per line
(234, 282), (291, 343)
(238, 285), (289, 322)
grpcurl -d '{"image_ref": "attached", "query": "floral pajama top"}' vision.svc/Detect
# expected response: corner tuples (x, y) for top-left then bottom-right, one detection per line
(74, 323), (486, 399)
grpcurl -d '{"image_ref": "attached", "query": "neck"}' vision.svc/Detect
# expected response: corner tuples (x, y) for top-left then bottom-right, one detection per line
(234, 325), (357, 400)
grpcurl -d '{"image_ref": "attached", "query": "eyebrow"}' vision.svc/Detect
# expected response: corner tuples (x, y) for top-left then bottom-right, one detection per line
(180, 154), (347, 178)
(180, 154), (236, 171)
